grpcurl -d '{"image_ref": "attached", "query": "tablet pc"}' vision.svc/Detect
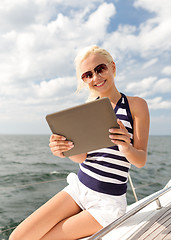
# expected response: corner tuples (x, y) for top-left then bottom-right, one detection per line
(46, 97), (119, 157)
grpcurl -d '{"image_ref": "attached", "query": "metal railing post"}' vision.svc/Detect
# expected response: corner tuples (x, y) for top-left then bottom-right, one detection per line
(88, 186), (171, 240)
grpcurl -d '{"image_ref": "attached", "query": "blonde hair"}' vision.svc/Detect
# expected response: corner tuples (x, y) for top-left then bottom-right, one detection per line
(75, 45), (114, 101)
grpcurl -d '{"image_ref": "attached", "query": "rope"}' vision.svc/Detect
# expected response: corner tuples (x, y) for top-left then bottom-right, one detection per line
(0, 226), (16, 234)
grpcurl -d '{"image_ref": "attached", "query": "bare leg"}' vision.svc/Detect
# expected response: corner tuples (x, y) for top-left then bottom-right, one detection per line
(40, 210), (103, 240)
(9, 191), (82, 240)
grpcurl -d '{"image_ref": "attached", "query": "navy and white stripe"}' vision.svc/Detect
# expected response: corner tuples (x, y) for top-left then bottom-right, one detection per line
(78, 93), (134, 196)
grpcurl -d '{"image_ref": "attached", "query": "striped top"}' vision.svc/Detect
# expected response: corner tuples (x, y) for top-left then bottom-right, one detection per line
(77, 93), (134, 196)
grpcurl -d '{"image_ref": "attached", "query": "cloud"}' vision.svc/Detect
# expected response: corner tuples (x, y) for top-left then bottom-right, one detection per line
(104, 0), (171, 60)
(147, 97), (171, 109)
(125, 77), (157, 97)
(142, 58), (158, 69)
(0, 0), (171, 134)
(0, 76), (77, 104)
(162, 66), (171, 76)
(134, 0), (171, 18)
(134, 0), (171, 56)
(33, 77), (76, 98)
(0, 0), (105, 31)
(0, 2), (116, 85)
(0, 1), (117, 118)
(0, 0), (38, 33)
(125, 76), (171, 98)
(153, 78), (171, 93)
(0, 1), (117, 109)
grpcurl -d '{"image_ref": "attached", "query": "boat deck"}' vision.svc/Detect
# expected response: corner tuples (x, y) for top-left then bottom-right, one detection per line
(128, 204), (171, 240)
(80, 181), (171, 240)
(102, 185), (171, 240)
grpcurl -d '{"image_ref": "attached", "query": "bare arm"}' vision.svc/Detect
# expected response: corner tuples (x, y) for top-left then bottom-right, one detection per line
(109, 97), (150, 168)
(69, 153), (87, 163)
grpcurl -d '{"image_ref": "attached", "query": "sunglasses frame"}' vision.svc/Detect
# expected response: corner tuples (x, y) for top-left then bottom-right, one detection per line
(81, 62), (111, 83)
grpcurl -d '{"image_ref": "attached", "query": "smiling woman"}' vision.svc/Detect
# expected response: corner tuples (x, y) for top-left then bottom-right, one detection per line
(75, 45), (116, 101)
(77, 47), (117, 102)
(9, 45), (150, 240)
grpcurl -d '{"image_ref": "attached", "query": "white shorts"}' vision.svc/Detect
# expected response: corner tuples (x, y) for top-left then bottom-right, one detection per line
(63, 173), (127, 227)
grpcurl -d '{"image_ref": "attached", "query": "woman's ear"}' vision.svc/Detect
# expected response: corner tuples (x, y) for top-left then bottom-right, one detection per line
(112, 61), (116, 76)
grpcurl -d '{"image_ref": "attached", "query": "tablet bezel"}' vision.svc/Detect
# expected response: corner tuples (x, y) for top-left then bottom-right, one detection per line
(46, 97), (119, 157)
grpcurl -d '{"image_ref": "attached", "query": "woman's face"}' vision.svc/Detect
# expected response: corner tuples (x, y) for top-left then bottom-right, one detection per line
(80, 53), (116, 96)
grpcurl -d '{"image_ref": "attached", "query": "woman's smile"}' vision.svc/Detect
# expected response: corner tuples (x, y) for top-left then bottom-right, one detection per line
(93, 80), (106, 88)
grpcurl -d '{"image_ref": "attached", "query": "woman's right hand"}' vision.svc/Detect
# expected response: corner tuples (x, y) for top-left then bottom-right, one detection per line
(49, 134), (74, 158)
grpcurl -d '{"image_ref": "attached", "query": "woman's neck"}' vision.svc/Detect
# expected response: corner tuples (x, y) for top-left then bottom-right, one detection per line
(99, 86), (121, 106)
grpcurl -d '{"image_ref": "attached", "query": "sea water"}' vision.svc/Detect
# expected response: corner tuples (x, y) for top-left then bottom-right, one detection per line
(0, 135), (170, 239)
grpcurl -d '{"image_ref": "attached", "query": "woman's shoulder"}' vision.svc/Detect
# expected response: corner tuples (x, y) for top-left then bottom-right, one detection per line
(127, 95), (148, 106)
(126, 95), (149, 118)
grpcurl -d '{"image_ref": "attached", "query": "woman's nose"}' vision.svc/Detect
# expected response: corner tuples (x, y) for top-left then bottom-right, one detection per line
(92, 71), (102, 81)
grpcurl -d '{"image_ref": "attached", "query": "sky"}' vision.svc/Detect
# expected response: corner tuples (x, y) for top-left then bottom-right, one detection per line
(0, 0), (171, 135)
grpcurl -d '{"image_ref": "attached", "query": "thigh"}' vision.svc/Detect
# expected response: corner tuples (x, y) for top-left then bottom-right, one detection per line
(9, 191), (81, 240)
(41, 210), (103, 240)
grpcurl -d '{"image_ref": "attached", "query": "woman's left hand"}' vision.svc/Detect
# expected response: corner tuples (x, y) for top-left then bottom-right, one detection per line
(109, 119), (131, 153)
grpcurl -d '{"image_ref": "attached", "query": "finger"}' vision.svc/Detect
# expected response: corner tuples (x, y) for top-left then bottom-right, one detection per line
(50, 134), (66, 142)
(109, 128), (130, 139)
(52, 151), (65, 158)
(52, 144), (74, 151)
(51, 146), (74, 158)
(117, 119), (126, 130)
(109, 134), (131, 144)
(51, 144), (74, 154)
(49, 140), (74, 148)
(111, 139), (129, 148)
(50, 134), (66, 141)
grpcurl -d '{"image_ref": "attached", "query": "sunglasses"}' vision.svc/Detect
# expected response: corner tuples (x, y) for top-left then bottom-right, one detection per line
(81, 62), (111, 83)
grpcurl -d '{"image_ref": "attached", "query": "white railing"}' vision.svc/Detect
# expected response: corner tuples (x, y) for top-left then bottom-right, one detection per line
(88, 185), (171, 240)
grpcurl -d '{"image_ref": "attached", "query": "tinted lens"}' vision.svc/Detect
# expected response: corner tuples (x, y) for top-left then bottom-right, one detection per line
(81, 71), (93, 82)
(95, 64), (108, 74)
(81, 63), (108, 82)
